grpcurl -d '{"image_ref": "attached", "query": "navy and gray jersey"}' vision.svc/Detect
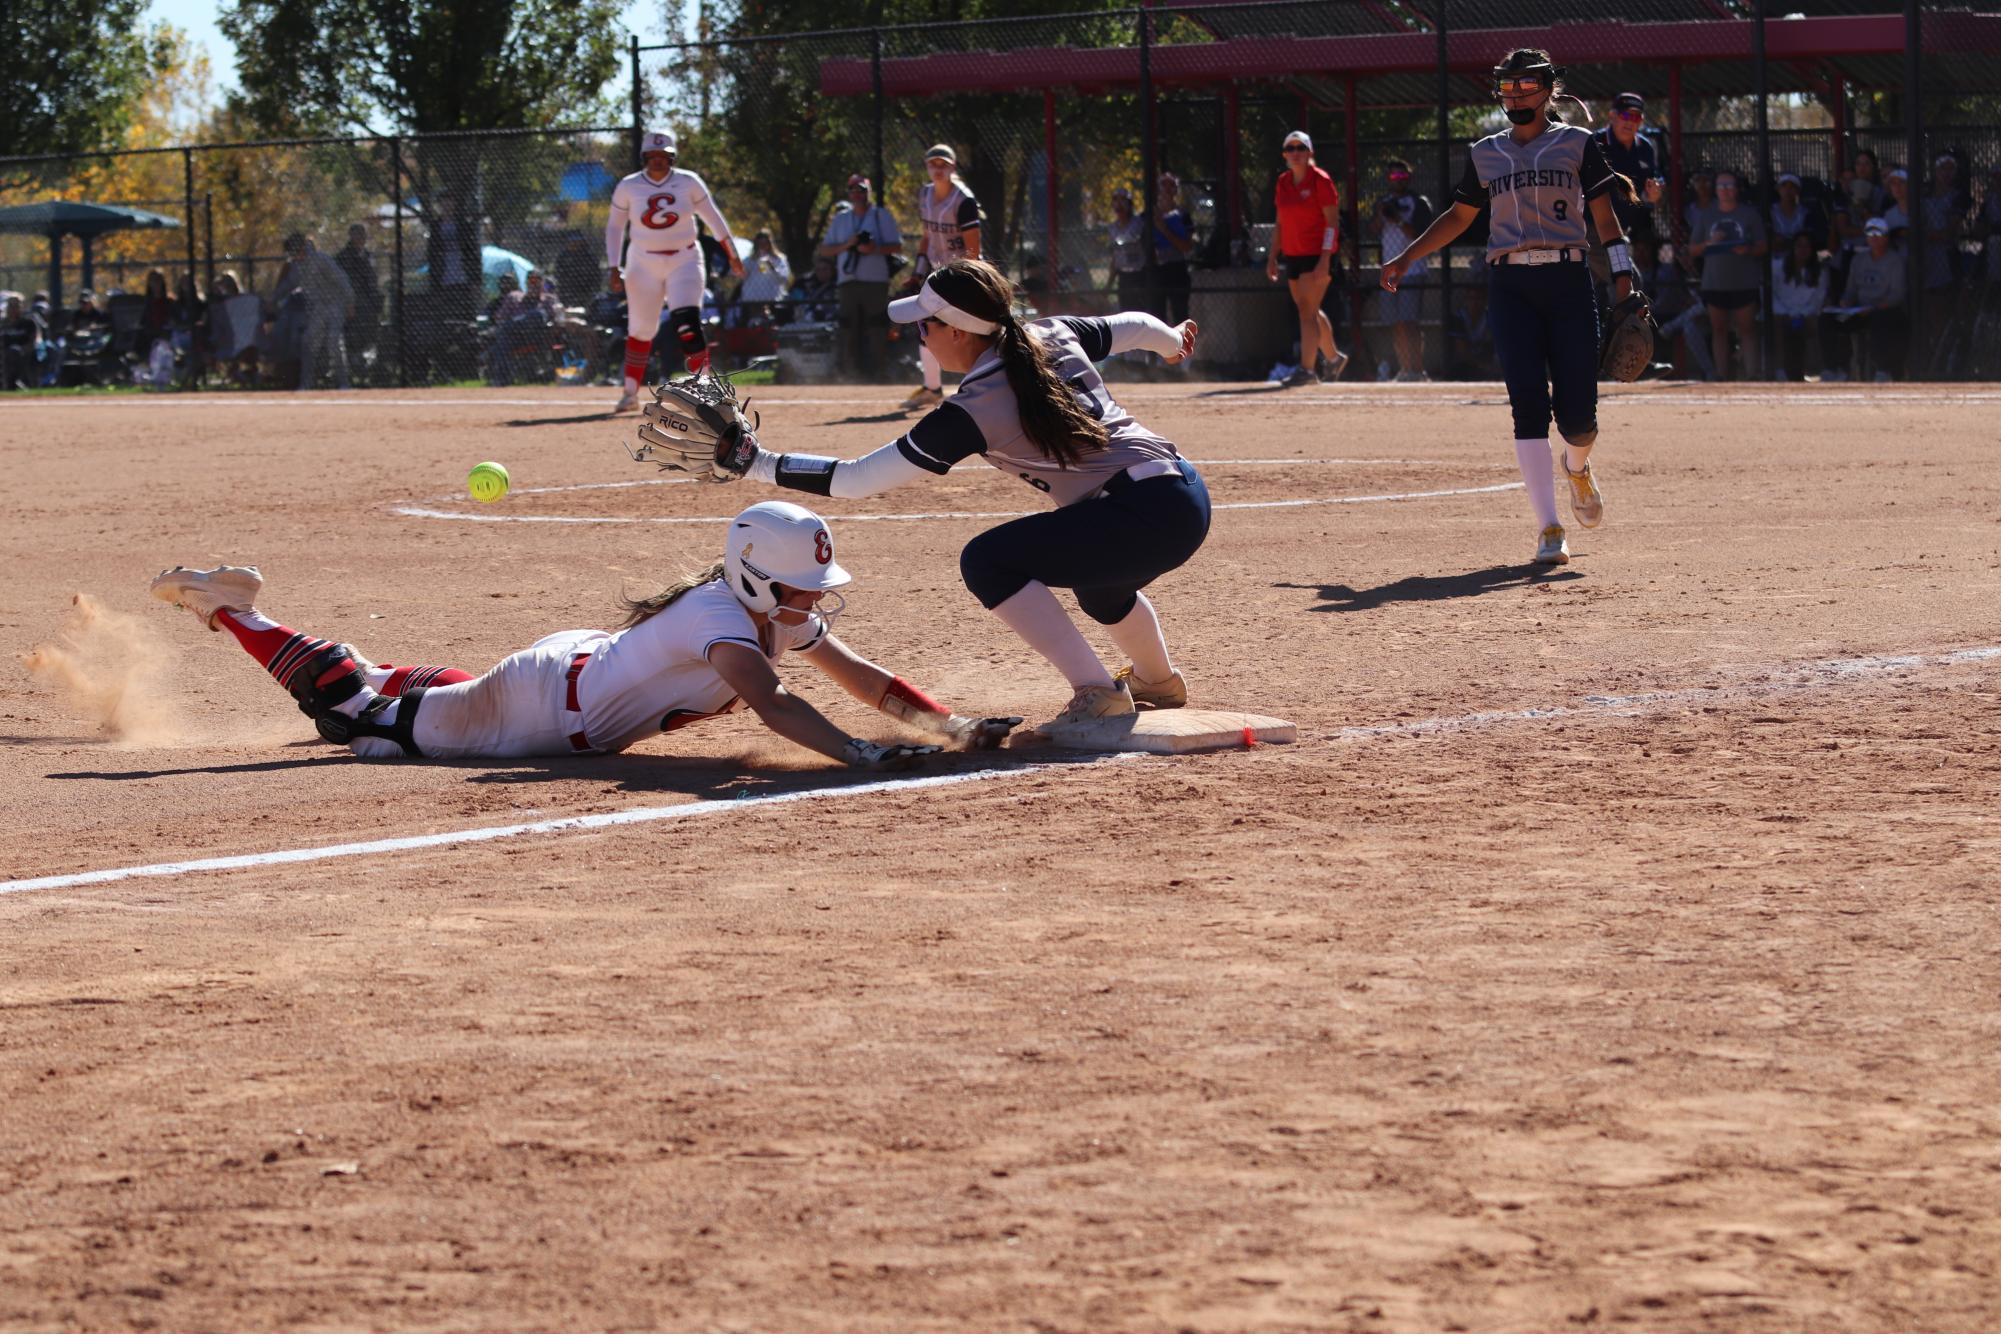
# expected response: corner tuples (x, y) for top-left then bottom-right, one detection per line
(916, 181), (982, 273)
(749, 313), (1185, 509)
(1453, 123), (1617, 261)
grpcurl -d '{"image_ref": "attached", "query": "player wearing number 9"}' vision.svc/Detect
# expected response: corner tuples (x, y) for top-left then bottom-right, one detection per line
(1380, 47), (1641, 568)
(721, 258), (1209, 730)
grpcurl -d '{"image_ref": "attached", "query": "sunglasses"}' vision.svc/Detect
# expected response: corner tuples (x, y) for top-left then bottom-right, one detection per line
(1613, 108), (1643, 120)
(1283, 145), (1309, 153)
(1495, 77), (1548, 96)
(915, 317), (936, 336)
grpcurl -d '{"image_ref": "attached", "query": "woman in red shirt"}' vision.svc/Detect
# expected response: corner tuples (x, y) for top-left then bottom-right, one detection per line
(1264, 130), (1348, 386)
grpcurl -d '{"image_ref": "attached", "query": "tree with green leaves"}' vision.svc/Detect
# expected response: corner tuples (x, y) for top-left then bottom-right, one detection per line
(221, 0), (627, 135)
(1, 2), (170, 187)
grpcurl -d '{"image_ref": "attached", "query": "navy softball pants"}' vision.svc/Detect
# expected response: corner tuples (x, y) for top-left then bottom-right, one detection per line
(1488, 260), (1600, 442)
(960, 461), (1212, 624)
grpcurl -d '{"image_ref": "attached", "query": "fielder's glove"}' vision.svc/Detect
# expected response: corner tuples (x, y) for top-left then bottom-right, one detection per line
(842, 738), (944, 771)
(1599, 291), (1656, 384)
(627, 367), (761, 483)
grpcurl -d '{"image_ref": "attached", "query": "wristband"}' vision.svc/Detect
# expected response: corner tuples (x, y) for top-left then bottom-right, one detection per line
(773, 453), (838, 497)
(1607, 239), (1635, 276)
(1321, 228), (1336, 252)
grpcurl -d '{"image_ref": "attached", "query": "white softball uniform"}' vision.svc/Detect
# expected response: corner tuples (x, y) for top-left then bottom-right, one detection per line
(915, 180), (982, 275)
(385, 581), (826, 760)
(607, 167), (734, 339)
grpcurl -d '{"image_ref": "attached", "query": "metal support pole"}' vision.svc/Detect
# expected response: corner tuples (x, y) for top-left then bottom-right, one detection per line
(1904, 0), (1923, 377)
(1435, 0), (1451, 378)
(871, 28), (886, 196)
(1753, 0), (1773, 378)
(392, 135), (408, 388)
(1668, 63), (1685, 250)
(1140, 5), (1156, 291)
(1223, 83), (1241, 245)
(1345, 75), (1361, 360)
(629, 35), (644, 168)
(182, 147), (197, 284)
(1045, 90), (1060, 292)
(1829, 72), (1847, 176)
(203, 193), (215, 296)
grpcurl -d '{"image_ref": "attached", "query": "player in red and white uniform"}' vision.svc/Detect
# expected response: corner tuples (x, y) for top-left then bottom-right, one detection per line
(607, 129), (744, 413)
(902, 143), (984, 411)
(148, 503), (1018, 770)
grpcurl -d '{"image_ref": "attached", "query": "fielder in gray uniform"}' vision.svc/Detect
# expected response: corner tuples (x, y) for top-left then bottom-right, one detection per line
(1382, 47), (1638, 567)
(723, 259), (1208, 729)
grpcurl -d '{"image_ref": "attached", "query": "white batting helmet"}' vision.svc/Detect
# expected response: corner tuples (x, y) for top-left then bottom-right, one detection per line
(723, 501), (851, 616)
(641, 130), (677, 157)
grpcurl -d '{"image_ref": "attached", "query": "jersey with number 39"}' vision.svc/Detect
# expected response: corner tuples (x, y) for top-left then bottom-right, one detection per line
(607, 167), (728, 264)
(1453, 122), (1615, 262)
(895, 317), (1179, 507)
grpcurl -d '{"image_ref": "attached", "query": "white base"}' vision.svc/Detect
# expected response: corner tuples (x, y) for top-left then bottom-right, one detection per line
(1013, 708), (1297, 754)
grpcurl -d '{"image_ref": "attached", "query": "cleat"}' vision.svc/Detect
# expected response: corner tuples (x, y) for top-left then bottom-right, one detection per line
(1563, 458), (1604, 528)
(1045, 680), (1135, 728)
(1114, 665), (1187, 710)
(900, 386), (944, 411)
(1282, 365), (1317, 388)
(150, 564), (263, 631)
(1319, 350), (1350, 382)
(611, 389), (639, 414)
(1533, 525), (1570, 566)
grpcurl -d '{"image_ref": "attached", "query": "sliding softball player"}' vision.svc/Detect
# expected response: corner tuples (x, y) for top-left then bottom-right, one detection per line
(607, 129), (744, 413)
(149, 503), (1017, 769)
(1380, 47), (1636, 566)
(634, 261), (1208, 731)
(902, 143), (984, 411)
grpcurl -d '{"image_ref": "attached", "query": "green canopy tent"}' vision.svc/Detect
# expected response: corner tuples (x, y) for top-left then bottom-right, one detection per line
(0, 202), (181, 312)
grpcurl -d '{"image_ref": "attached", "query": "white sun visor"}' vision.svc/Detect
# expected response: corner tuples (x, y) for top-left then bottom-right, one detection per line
(885, 277), (999, 335)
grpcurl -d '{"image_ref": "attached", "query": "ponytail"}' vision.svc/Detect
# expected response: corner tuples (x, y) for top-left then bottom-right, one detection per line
(994, 311), (1109, 467)
(616, 561), (726, 628)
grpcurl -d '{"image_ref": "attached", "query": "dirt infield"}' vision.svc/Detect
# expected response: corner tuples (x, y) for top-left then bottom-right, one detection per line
(3, 382), (1998, 1330)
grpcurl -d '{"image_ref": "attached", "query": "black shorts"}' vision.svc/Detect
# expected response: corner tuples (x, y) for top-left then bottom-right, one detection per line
(1281, 253), (1332, 281)
(1702, 288), (1758, 312)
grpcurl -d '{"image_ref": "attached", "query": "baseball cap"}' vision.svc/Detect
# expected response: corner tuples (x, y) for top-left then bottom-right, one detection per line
(78, 288), (96, 300)
(1111, 186), (1132, 200)
(1611, 92), (1644, 113)
(1282, 131), (1312, 152)
(1886, 167), (1908, 181)
(923, 143), (956, 164)
(847, 173), (871, 191)
(1777, 171), (1801, 186)
(886, 270), (999, 335)
(641, 129), (676, 155)
(1864, 217), (1889, 235)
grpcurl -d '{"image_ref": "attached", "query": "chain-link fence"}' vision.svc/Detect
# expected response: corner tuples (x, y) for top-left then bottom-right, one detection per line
(4, 0), (1995, 390)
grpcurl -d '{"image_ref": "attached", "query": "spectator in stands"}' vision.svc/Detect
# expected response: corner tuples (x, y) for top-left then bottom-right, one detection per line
(1681, 165), (1716, 240)
(1594, 92), (1663, 244)
(171, 271), (206, 385)
(1921, 155), (1969, 289)
(426, 192), (478, 325)
(737, 229), (791, 321)
(2, 294), (44, 390)
(275, 232), (354, 391)
(1881, 168), (1911, 242)
(1849, 149), (1888, 216)
(818, 172), (903, 380)
(1446, 255), (1494, 380)
(487, 269), (562, 385)
(554, 233), (599, 313)
(1769, 173), (1826, 251)
(1372, 157), (1432, 381)
(1976, 163), (2001, 296)
(1148, 171), (1195, 327)
(335, 223), (382, 375)
(485, 270), (519, 322)
(581, 269), (627, 385)
(139, 270), (173, 350)
(1688, 169), (1767, 379)
(1771, 233), (1830, 381)
(1106, 187), (1146, 313)
(1840, 217), (1906, 381)
(1647, 239), (1714, 380)
(790, 255), (839, 324)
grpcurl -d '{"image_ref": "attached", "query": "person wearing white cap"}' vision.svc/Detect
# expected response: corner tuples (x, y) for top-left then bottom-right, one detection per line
(710, 259), (1206, 729)
(902, 143), (984, 411)
(605, 128), (743, 413)
(1264, 130), (1348, 385)
(1769, 173), (1825, 251)
(1837, 217), (1907, 380)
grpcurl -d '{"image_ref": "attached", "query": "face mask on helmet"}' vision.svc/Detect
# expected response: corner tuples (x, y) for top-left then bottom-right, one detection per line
(722, 501), (853, 618)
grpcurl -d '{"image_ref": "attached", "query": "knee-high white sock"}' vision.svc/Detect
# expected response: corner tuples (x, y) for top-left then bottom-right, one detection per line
(919, 343), (942, 392)
(991, 582), (1112, 691)
(1514, 438), (1559, 529)
(1106, 594), (1173, 683)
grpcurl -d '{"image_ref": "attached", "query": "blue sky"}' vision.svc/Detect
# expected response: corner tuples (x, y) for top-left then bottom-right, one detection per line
(145, 0), (663, 94)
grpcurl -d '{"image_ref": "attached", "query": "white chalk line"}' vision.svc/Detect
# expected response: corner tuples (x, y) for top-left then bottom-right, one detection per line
(1335, 645), (2001, 740)
(0, 757), (1127, 898)
(394, 481), (1527, 527)
(6, 642), (1996, 900)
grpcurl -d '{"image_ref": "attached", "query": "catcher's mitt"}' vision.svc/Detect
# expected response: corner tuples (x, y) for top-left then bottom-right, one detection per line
(627, 368), (761, 483)
(1599, 291), (1656, 383)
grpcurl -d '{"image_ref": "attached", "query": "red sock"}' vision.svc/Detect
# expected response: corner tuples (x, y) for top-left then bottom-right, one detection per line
(624, 337), (652, 386)
(380, 664), (474, 695)
(214, 608), (333, 693)
(684, 348), (710, 374)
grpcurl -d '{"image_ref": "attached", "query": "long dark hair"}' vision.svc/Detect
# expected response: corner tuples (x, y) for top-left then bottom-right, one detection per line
(926, 259), (1108, 467)
(1782, 233), (1822, 286)
(617, 561), (725, 629)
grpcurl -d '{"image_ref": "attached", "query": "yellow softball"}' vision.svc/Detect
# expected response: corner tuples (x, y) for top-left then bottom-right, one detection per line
(468, 461), (510, 503)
